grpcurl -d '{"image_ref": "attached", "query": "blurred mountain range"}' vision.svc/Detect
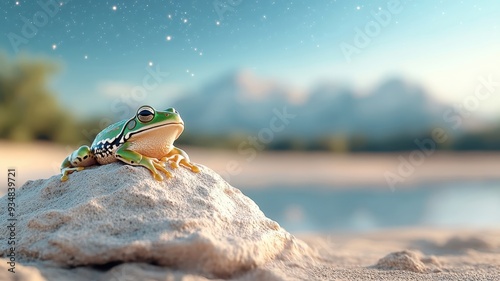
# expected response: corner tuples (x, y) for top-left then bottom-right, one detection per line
(173, 70), (500, 151)
(174, 70), (456, 149)
(2, 54), (498, 151)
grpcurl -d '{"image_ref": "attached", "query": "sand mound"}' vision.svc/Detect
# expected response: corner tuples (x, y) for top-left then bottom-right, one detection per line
(441, 236), (496, 252)
(0, 162), (312, 279)
(374, 250), (442, 273)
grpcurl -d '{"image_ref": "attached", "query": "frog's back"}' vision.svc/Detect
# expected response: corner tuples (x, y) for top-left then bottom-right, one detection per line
(91, 119), (127, 164)
(92, 120), (126, 147)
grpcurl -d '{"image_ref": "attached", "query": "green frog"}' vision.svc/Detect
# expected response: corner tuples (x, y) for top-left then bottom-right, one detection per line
(60, 105), (199, 181)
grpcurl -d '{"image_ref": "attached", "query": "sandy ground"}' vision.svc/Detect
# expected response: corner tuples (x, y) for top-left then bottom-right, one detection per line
(2, 227), (500, 280)
(0, 142), (499, 280)
(1, 141), (500, 194)
(299, 227), (500, 280)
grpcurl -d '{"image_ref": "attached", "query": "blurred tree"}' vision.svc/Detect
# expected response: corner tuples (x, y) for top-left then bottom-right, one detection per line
(453, 129), (500, 151)
(0, 54), (81, 143)
(317, 135), (350, 152)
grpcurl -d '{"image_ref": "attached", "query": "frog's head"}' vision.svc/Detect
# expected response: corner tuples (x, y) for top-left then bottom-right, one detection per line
(123, 105), (184, 145)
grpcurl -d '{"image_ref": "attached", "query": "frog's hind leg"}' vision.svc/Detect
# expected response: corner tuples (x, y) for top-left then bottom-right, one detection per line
(60, 146), (96, 181)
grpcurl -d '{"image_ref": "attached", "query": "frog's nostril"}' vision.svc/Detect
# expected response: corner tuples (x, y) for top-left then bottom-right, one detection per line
(165, 107), (179, 114)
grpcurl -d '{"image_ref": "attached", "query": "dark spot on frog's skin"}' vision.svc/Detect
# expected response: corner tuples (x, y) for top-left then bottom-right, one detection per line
(83, 155), (88, 159)
(131, 161), (134, 164)
(77, 157), (82, 161)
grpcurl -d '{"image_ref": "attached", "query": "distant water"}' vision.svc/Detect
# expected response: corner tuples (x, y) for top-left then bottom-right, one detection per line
(242, 181), (500, 233)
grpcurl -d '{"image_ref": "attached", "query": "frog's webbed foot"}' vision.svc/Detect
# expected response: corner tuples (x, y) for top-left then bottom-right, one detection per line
(161, 147), (200, 173)
(60, 146), (96, 182)
(150, 157), (172, 180)
(116, 145), (172, 181)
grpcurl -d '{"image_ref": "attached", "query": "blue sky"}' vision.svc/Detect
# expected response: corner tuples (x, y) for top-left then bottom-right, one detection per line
(1, 0), (500, 117)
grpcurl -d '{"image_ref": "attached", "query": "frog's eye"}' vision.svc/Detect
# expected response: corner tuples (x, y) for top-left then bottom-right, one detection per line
(137, 106), (155, 123)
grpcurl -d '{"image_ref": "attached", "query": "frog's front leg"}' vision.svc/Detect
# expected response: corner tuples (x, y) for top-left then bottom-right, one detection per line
(115, 143), (172, 181)
(60, 145), (97, 181)
(162, 147), (200, 173)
